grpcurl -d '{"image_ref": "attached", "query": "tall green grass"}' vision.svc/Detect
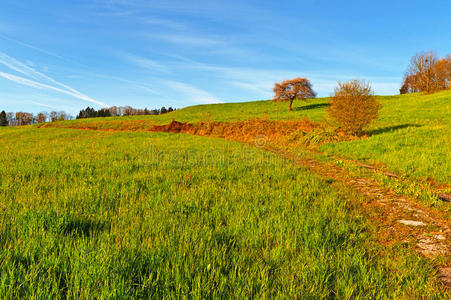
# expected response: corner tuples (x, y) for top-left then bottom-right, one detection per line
(0, 127), (445, 298)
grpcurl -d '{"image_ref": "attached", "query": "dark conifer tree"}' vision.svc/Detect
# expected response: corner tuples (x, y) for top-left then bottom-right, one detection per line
(0, 110), (7, 126)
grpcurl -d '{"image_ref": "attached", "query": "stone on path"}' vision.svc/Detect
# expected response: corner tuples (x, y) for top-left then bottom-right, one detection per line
(397, 220), (426, 226)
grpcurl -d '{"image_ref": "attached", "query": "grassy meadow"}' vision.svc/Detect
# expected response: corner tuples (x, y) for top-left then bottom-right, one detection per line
(0, 126), (446, 298)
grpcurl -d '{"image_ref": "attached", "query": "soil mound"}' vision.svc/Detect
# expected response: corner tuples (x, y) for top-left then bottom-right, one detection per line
(149, 120), (195, 133)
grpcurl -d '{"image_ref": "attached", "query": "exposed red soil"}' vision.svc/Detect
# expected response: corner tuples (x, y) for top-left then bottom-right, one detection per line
(149, 119), (321, 143)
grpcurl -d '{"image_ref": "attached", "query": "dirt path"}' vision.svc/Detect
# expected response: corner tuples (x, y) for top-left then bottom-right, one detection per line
(262, 146), (450, 287)
(311, 150), (451, 202)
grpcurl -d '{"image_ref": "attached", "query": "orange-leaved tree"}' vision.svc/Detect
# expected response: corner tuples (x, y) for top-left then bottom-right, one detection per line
(273, 77), (316, 111)
(432, 57), (451, 90)
(400, 74), (420, 94)
(328, 80), (381, 135)
(401, 51), (451, 94)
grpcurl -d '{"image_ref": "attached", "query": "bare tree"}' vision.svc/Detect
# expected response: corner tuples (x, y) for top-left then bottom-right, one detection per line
(406, 51), (438, 93)
(123, 106), (134, 116)
(273, 77), (316, 111)
(57, 111), (70, 121)
(36, 112), (47, 123)
(15, 112), (33, 125)
(49, 111), (58, 122)
(6, 112), (14, 126)
(109, 106), (119, 117)
(403, 51), (451, 94)
(15, 112), (24, 125)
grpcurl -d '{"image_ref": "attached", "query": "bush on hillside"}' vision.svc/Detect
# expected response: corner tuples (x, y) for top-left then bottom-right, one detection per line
(327, 80), (381, 135)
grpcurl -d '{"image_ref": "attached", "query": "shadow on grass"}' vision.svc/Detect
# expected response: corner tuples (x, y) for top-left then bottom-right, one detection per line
(294, 103), (329, 111)
(61, 217), (109, 237)
(16, 210), (109, 238)
(367, 124), (422, 136)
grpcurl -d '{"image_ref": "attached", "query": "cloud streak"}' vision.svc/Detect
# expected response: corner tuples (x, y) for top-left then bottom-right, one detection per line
(0, 52), (109, 107)
(147, 34), (223, 47)
(0, 34), (68, 61)
(163, 80), (222, 104)
(168, 55), (401, 97)
(0, 71), (109, 107)
(121, 53), (169, 73)
(29, 101), (63, 111)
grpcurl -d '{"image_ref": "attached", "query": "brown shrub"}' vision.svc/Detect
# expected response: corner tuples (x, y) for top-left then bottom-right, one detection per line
(327, 80), (381, 135)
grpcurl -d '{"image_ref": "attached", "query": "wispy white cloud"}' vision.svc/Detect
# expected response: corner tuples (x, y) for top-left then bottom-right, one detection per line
(95, 5), (186, 29)
(230, 81), (271, 98)
(140, 17), (186, 30)
(166, 56), (296, 97)
(0, 71), (109, 107)
(163, 80), (221, 104)
(83, 71), (162, 95)
(0, 52), (82, 94)
(0, 52), (109, 107)
(121, 53), (169, 73)
(29, 101), (62, 111)
(147, 34), (223, 47)
(0, 22), (14, 34)
(0, 34), (68, 61)
(167, 55), (402, 97)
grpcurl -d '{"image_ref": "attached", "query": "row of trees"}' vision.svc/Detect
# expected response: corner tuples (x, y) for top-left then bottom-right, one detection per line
(76, 106), (175, 119)
(273, 77), (380, 135)
(400, 51), (451, 94)
(0, 110), (72, 126)
(0, 105), (178, 126)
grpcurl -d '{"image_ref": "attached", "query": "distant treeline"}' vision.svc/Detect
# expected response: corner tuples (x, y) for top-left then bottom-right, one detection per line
(76, 106), (175, 119)
(0, 105), (176, 127)
(0, 110), (72, 126)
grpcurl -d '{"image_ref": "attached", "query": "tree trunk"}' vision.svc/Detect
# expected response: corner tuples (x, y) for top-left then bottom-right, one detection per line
(289, 99), (293, 111)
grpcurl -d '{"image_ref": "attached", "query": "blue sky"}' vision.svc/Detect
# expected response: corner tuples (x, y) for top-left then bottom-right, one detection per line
(0, 0), (450, 114)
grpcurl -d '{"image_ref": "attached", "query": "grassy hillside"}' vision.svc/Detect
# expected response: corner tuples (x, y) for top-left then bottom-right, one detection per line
(44, 91), (451, 183)
(0, 127), (446, 298)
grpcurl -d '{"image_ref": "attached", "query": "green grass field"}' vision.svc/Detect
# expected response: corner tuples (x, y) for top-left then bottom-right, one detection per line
(0, 127), (446, 298)
(1, 91), (450, 298)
